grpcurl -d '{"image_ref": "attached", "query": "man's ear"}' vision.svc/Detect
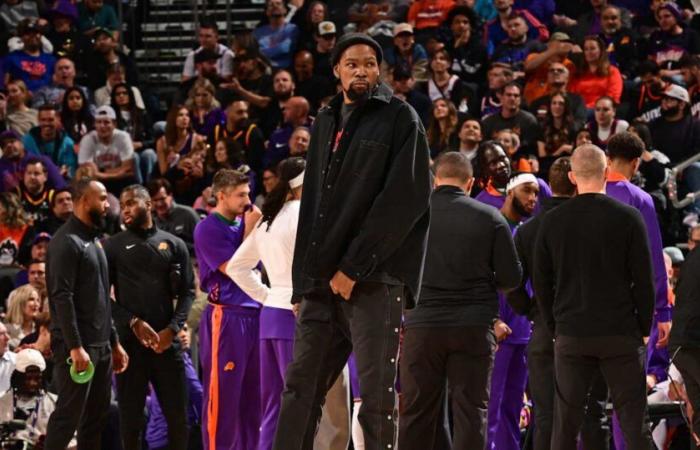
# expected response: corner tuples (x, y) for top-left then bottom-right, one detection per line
(567, 170), (577, 186)
(333, 64), (340, 79)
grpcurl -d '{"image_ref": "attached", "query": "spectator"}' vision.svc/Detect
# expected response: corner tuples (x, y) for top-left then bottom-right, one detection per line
(210, 100), (266, 174)
(77, 0), (119, 40)
(346, 0), (400, 34)
(383, 23), (429, 83)
(422, 47), (478, 116)
(537, 93), (576, 178)
(456, 118), (482, 160)
(443, 5), (488, 88)
(407, 0), (455, 44)
(0, 0), (39, 35)
(492, 13), (545, 74)
(3, 79), (38, 136)
(522, 32), (577, 104)
(185, 78), (226, 138)
(182, 18), (234, 82)
(586, 96), (628, 150)
(31, 57), (90, 109)
(254, 166), (279, 208)
(94, 63), (146, 109)
(649, 85), (700, 221)
(0, 193), (29, 270)
(598, 5), (638, 80)
(147, 178), (200, 253)
(85, 28), (138, 91)
(294, 0), (328, 51)
(35, 187), (72, 235)
(427, 98), (460, 157)
(266, 96), (311, 167)
(165, 140), (209, 206)
(679, 55), (700, 118)
(261, 69), (296, 136)
(60, 86), (93, 144)
(178, 49), (229, 106)
(528, 62), (587, 129)
(78, 105), (137, 193)
(45, 0), (84, 61)
(575, 127), (593, 147)
(565, 0), (628, 42)
(220, 47), (273, 118)
(4, 285), (39, 349)
(206, 138), (246, 174)
(16, 232), (49, 272)
(688, 223), (700, 250)
(310, 21), (336, 79)
(254, 0), (299, 68)
(483, 0), (549, 55)
(3, 19), (55, 93)
(288, 126), (311, 158)
(15, 158), (55, 223)
(292, 50), (333, 111)
(155, 105), (206, 177)
(0, 323), (15, 393)
(626, 120), (669, 196)
(14, 260), (47, 312)
(111, 82), (157, 184)
(23, 105), (77, 178)
(482, 82), (541, 152)
(0, 131), (65, 192)
(495, 127), (534, 172)
(647, 2), (700, 78)
(481, 62), (513, 117)
(630, 60), (672, 122)
(391, 64), (432, 126)
(569, 35), (623, 108)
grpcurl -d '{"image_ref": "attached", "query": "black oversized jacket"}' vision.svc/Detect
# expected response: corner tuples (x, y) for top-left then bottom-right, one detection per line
(292, 82), (432, 306)
(670, 247), (700, 348)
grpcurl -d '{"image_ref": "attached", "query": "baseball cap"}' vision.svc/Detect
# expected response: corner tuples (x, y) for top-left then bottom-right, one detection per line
(549, 31), (572, 42)
(663, 84), (690, 103)
(94, 105), (116, 120)
(32, 232), (52, 246)
(664, 246), (685, 265)
(49, 0), (79, 22)
(0, 130), (20, 144)
(15, 349), (46, 373)
(93, 27), (114, 40)
(317, 21), (337, 37)
(195, 48), (222, 64)
(393, 23), (414, 37)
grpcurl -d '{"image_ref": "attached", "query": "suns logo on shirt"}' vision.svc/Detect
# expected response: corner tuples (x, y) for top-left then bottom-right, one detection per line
(158, 242), (169, 251)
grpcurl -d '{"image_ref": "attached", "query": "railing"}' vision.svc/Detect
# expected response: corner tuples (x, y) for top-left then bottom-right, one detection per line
(666, 152), (700, 209)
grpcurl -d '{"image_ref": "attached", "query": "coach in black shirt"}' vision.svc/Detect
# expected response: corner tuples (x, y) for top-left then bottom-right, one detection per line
(533, 145), (655, 450)
(399, 152), (521, 450)
(104, 184), (195, 450)
(44, 179), (129, 450)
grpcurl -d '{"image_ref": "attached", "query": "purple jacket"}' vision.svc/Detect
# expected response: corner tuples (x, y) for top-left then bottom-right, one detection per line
(606, 172), (671, 322)
(499, 220), (531, 344)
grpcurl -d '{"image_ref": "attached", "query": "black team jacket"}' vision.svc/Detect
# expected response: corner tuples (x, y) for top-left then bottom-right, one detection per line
(292, 82), (432, 307)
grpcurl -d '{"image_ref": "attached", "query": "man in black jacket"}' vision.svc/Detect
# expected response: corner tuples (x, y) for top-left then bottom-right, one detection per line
(104, 185), (195, 450)
(399, 152), (521, 450)
(273, 33), (431, 450)
(44, 178), (129, 450)
(533, 145), (655, 450)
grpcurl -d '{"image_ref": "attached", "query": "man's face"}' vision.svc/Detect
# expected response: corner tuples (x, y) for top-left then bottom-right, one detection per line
(0, 324), (8, 356)
(334, 44), (380, 102)
(198, 27), (218, 49)
(120, 190), (151, 230)
(594, 98), (615, 124)
(198, 60), (219, 77)
(506, 17), (528, 41)
(52, 191), (73, 219)
(262, 170), (279, 193)
(641, 72), (663, 94)
(459, 120), (482, 143)
(316, 33), (336, 52)
(267, 0), (287, 18)
(289, 129), (311, 155)
(21, 30), (41, 52)
(95, 117), (115, 139)
(94, 33), (115, 53)
(24, 163), (47, 194)
(21, 368), (43, 396)
(484, 146), (511, 185)
(84, 181), (110, 228)
(680, 66), (699, 86)
(601, 7), (622, 34)
(38, 110), (58, 137)
(282, 102), (301, 124)
(488, 67), (507, 90)
(502, 85), (521, 111)
(547, 63), (568, 85)
(451, 14), (471, 38)
(31, 241), (49, 262)
(294, 53), (314, 80)
(54, 59), (76, 84)
(391, 76), (414, 94)
(511, 182), (539, 217)
(28, 262), (46, 290)
(494, 0), (513, 12)
(661, 97), (683, 118)
(657, 8), (677, 32)
(273, 71), (295, 98)
(227, 102), (249, 128)
(394, 33), (414, 53)
(218, 184), (251, 216)
(2, 138), (23, 160)
(151, 187), (172, 217)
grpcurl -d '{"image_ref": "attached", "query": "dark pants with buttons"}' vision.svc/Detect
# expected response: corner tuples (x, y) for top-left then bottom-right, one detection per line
(272, 282), (404, 450)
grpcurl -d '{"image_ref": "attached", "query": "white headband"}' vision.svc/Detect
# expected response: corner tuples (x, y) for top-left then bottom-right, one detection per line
(289, 171), (305, 189)
(506, 173), (538, 193)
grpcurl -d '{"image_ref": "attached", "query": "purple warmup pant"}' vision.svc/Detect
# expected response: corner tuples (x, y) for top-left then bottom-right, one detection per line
(487, 343), (528, 450)
(259, 307), (296, 450)
(200, 304), (261, 450)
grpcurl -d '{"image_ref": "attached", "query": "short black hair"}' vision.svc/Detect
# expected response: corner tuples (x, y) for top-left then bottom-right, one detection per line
(548, 156), (575, 196)
(445, 5), (478, 28)
(638, 60), (660, 77)
(24, 157), (47, 173)
(50, 187), (72, 208)
(434, 152), (473, 182)
(72, 177), (95, 201)
(607, 132), (645, 161)
(199, 16), (219, 33)
(122, 184), (150, 201)
(37, 104), (58, 114)
(146, 178), (172, 197)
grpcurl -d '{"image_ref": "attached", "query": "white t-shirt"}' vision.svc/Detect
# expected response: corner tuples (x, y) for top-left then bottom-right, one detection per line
(182, 44), (234, 78)
(78, 129), (134, 170)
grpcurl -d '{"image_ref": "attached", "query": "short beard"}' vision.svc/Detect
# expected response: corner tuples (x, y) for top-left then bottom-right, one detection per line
(346, 81), (375, 103)
(661, 106), (680, 118)
(125, 208), (149, 231)
(512, 195), (533, 218)
(88, 208), (107, 231)
(276, 90), (292, 101)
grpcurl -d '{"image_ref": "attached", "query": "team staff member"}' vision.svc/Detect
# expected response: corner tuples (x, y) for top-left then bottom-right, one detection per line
(44, 178), (129, 450)
(104, 184), (195, 450)
(273, 34), (431, 450)
(399, 152), (521, 449)
(533, 145), (655, 449)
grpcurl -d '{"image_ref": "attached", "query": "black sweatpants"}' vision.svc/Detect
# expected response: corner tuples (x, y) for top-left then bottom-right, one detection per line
(44, 341), (113, 450)
(552, 335), (654, 450)
(399, 325), (495, 450)
(116, 338), (188, 450)
(272, 282), (404, 450)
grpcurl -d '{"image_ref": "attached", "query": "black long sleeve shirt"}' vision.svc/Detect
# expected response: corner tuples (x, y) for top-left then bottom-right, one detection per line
(103, 226), (194, 341)
(47, 215), (118, 349)
(670, 247), (700, 348)
(405, 186), (521, 328)
(532, 193), (656, 338)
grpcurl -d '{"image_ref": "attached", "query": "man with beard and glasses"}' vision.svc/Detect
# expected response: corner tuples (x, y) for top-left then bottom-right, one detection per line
(104, 184), (194, 450)
(44, 178), (129, 450)
(253, 0), (299, 69)
(272, 33), (431, 450)
(484, 172), (538, 450)
(630, 61), (673, 122)
(4, 18), (56, 93)
(210, 100), (266, 175)
(649, 84), (700, 223)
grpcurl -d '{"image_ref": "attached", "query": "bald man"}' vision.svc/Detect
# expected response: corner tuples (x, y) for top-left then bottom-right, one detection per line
(266, 96), (312, 167)
(532, 145), (655, 450)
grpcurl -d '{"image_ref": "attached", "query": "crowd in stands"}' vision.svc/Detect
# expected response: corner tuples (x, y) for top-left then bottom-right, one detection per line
(0, 0), (697, 447)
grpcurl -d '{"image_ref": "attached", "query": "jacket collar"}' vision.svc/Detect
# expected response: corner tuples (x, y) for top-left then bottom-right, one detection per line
(434, 185), (466, 196)
(540, 196), (569, 213)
